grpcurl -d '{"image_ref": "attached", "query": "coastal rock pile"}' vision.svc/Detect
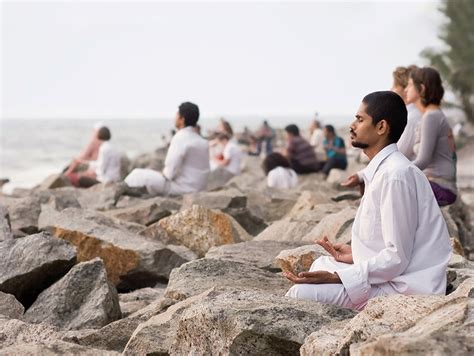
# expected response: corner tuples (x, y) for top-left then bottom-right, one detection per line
(0, 153), (473, 355)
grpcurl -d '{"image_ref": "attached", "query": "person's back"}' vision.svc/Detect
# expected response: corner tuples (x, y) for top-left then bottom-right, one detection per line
(413, 109), (457, 194)
(222, 139), (243, 175)
(287, 135), (320, 174)
(95, 141), (121, 183)
(267, 166), (298, 189)
(397, 103), (422, 160)
(165, 127), (210, 194)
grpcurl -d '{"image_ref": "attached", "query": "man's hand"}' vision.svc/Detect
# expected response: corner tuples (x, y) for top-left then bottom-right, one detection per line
(282, 271), (341, 284)
(340, 174), (361, 188)
(316, 236), (353, 264)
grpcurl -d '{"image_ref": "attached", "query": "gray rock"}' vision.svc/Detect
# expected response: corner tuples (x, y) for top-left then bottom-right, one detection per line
(206, 168), (236, 190)
(164, 258), (292, 302)
(74, 183), (123, 211)
(169, 288), (356, 355)
(255, 203), (342, 242)
(246, 188), (299, 222)
(129, 148), (166, 172)
(63, 297), (175, 352)
(0, 291), (24, 319)
(0, 340), (120, 355)
(35, 173), (72, 191)
(123, 289), (214, 355)
(0, 232), (77, 307)
(0, 204), (13, 241)
(0, 317), (62, 349)
(39, 206), (197, 291)
(119, 286), (166, 317)
(24, 258), (121, 331)
(105, 197), (180, 226)
(158, 205), (251, 257)
(205, 240), (306, 272)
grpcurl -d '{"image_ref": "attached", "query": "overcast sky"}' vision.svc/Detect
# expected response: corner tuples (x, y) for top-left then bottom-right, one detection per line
(1, 0), (444, 119)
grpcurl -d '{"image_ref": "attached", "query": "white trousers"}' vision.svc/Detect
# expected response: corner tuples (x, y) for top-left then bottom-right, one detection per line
(125, 168), (169, 196)
(285, 256), (388, 311)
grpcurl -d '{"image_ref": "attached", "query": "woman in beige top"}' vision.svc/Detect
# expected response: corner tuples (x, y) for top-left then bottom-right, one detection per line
(405, 67), (457, 206)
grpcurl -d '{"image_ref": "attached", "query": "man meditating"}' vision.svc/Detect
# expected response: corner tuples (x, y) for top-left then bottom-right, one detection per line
(284, 91), (452, 311)
(125, 102), (210, 196)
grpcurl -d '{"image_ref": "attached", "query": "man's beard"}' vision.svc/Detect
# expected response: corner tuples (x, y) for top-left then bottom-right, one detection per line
(350, 129), (369, 149)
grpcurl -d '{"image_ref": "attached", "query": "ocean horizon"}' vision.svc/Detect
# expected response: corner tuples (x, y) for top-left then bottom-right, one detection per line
(0, 115), (352, 192)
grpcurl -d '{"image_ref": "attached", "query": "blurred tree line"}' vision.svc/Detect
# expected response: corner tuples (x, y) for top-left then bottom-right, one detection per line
(422, 0), (474, 123)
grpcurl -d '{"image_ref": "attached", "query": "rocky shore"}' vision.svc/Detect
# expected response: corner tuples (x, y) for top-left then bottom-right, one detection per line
(0, 143), (473, 355)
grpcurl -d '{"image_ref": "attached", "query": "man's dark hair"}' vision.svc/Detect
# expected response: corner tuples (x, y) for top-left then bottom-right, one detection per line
(324, 125), (336, 135)
(262, 152), (291, 175)
(97, 126), (111, 141)
(362, 91), (407, 144)
(410, 67), (444, 106)
(178, 102), (200, 127)
(285, 124), (300, 136)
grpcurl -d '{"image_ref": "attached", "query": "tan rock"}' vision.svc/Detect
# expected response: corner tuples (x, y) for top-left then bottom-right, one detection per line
(39, 206), (197, 290)
(0, 292), (24, 319)
(158, 205), (250, 257)
(0, 340), (120, 355)
(36, 173), (72, 191)
(285, 190), (333, 219)
(275, 244), (330, 275)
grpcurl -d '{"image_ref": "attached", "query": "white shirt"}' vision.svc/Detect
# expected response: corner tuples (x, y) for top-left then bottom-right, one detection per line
(267, 167), (298, 189)
(89, 141), (121, 183)
(397, 103), (422, 161)
(222, 140), (243, 175)
(163, 126), (210, 194)
(310, 128), (325, 154)
(338, 144), (452, 306)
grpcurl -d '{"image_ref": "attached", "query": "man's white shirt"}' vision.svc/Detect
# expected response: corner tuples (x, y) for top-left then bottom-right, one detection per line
(222, 140), (243, 175)
(163, 126), (210, 194)
(90, 141), (121, 183)
(338, 144), (451, 305)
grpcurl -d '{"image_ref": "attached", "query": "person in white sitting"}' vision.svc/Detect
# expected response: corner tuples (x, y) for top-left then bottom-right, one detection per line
(65, 126), (121, 188)
(125, 102), (210, 196)
(211, 133), (243, 176)
(262, 152), (298, 189)
(284, 91), (451, 311)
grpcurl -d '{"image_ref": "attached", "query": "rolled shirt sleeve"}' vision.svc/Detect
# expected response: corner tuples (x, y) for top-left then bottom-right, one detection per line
(337, 178), (418, 305)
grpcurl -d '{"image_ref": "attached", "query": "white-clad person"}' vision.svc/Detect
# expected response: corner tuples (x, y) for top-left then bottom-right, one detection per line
(391, 65), (422, 161)
(262, 152), (298, 189)
(65, 126), (121, 188)
(125, 102), (210, 196)
(283, 91), (451, 310)
(211, 133), (243, 176)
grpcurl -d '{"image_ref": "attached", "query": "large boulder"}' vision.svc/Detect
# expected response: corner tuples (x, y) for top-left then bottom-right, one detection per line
(164, 258), (292, 302)
(0, 204), (13, 241)
(254, 203), (342, 242)
(24, 258), (121, 331)
(0, 292), (24, 319)
(245, 188), (299, 222)
(63, 297), (175, 352)
(275, 244), (330, 275)
(158, 205), (251, 257)
(300, 278), (474, 355)
(0, 317), (62, 349)
(105, 197), (180, 226)
(0, 232), (76, 307)
(119, 286), (166, 317)
(39, 206), (197, 290)
(0, 340), (120, 355)
(73, 183), (123, 211)
(169, 288), (356, 355)
(285, 190), (333, 219)
(205, 240), (306, 272)
(35, 173), (72, 191)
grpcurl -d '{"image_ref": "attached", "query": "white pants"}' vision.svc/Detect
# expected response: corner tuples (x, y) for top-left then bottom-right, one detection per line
(285, 256), (388, 311)
(125, 168), (170, 196)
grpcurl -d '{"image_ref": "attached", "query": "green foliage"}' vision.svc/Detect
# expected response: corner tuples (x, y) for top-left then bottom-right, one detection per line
(421, 0), (474, 123)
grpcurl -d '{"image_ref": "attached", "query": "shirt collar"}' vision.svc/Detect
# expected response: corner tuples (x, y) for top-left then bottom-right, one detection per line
(361, 143), (398, 184)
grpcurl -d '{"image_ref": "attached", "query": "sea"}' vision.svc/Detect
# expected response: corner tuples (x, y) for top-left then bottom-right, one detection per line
(0, 115), (352, 193)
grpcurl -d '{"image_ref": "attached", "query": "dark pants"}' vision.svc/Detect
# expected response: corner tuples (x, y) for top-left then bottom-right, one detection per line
(290, 159), (321, 175)
(429, 181), (457, 206)
(320, 157), (347, 176)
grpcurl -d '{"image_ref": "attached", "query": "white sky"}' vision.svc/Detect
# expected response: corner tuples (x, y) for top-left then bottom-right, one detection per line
(1, 0), (444, 119)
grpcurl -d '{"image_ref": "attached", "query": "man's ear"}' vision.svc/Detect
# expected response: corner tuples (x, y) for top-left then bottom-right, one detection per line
(377, 119), (390, 137)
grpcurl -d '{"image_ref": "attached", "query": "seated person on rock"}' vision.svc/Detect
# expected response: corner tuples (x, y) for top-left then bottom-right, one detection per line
(210, 133), (243, 176)
(125, 102), (210, 196)
(284, 91), (452, 311)
(65, 126), (121, 188)
(262, 152), (298, 189)
(283, 124), (321, 174)
(319, 125), (348, 177)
